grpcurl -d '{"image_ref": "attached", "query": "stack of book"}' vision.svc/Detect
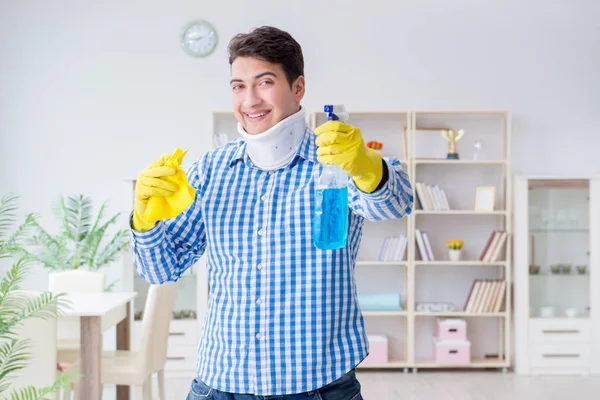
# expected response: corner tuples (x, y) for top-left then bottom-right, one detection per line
(415, 229), (435, 261)
(378, 235), (408, 261)
(463, 279), (506, 313)
(479, 231), (508, 262)
(415, 182), (450, 211)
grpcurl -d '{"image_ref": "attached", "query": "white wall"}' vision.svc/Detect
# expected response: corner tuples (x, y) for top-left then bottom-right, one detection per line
(1, 0), (599, 284)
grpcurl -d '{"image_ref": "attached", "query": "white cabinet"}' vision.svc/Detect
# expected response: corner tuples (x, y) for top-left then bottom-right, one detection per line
(514, 177), (600, 375)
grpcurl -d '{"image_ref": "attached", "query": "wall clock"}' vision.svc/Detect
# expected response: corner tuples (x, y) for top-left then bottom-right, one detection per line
(181, 20), (218, 58)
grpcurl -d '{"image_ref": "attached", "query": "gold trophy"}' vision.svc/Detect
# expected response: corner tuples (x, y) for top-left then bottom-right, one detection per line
(441, 129), (465, 159)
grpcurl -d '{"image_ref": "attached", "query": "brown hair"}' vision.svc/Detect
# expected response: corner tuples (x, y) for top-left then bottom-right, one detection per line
(227, 26), (304, 87)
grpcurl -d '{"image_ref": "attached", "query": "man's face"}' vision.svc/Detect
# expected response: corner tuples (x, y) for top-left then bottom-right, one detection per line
(230, 56), (305, 135)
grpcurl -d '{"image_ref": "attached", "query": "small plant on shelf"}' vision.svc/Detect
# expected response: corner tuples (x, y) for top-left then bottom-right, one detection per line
(366, 140), (383, 150)
(446, 239), (463, 261)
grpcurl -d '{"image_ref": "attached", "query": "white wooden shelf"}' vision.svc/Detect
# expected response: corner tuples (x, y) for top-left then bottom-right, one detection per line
(356, 261), (407, 267)
(414, 358), (509, 368)
(414, 261), (507, 267)
(358, 361), (409, 369)
(359, 358), (509, 370)
(413, 210), (508, 215)
(415, 159), (507, 165)
(363, 311), (407, 317)
(414, 312), (507, 317)
(412, 109), (508, 115)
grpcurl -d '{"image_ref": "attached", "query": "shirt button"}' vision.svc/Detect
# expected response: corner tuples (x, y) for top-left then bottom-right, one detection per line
(261, 195), (267, 201)
(258, 229), (264, 235)
(256, 298), (262, 305)
(269, 170), (275, 174)
(257, 263), (263, 270)
(256, 333), (263, 340)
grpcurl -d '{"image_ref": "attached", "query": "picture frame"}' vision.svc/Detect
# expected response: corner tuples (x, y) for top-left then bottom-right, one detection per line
(475, 186), (496, 211)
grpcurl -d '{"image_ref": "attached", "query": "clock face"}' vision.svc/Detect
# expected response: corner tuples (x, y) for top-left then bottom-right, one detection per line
(181, 20), (217, 58)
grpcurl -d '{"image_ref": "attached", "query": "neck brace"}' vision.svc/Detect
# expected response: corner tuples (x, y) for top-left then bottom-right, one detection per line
(237, 107), (307, 170)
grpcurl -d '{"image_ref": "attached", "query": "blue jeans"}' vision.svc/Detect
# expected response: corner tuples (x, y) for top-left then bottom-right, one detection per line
(186, 369), (363, 400)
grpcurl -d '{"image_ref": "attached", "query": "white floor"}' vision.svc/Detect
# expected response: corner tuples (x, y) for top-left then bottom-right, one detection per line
(103, 371), (600, 400)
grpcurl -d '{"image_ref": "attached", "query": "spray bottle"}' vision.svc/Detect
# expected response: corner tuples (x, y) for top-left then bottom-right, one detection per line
(313, 104), (349, 250)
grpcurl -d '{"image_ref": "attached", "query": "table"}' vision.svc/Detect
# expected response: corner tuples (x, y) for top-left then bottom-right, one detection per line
(61, 292), (137, 400)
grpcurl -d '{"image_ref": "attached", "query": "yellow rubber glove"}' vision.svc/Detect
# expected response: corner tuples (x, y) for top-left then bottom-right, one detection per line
(315, 121), (383, 193)
(133, 148), (196, 231)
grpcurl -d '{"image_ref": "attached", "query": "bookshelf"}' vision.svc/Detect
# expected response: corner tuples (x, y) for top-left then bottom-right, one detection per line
(308, 109), (512, 372)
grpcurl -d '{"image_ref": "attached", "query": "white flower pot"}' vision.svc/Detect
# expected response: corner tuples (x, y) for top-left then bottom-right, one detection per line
(448, 249), (461, 262)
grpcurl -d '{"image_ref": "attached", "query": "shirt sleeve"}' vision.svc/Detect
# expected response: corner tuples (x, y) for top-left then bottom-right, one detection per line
(348, 157), (414, 221)
(130, 155), (208, 284)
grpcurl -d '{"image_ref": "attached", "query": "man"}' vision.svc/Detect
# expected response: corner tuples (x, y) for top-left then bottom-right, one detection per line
(131, 26), (413, 399)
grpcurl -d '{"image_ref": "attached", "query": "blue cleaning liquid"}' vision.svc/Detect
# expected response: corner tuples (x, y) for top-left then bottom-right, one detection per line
(313, 186), (349, 250)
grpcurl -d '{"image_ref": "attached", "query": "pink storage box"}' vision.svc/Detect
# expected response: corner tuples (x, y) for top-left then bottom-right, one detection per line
(362, 335), (389, 365)
(437, 318), (467, 341)
(434, 338), (471, 365)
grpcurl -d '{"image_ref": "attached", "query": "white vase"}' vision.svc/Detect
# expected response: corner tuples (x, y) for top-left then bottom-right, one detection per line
(448, 249), (461, 262)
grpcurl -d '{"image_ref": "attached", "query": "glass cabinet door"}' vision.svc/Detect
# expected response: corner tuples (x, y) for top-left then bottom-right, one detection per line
(528, 179), (590, 319)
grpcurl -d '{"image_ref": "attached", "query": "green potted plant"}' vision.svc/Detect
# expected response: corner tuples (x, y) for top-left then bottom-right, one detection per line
(0, 194), (73, 399)
(13, 194), (130, 291)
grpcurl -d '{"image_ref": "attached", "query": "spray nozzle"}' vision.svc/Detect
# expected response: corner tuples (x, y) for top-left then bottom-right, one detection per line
(324, 104), (349, 122)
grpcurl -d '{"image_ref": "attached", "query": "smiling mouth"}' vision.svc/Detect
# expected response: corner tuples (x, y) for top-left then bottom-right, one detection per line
(245, 110), (272, 120)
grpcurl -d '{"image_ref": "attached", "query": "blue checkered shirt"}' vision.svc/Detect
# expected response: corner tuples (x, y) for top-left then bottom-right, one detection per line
(131, 126), (413, 396)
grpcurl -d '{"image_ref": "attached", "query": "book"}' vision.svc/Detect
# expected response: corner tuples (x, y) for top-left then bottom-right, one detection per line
(415, 182), (451, 211)
(463, 279), (506, 313)
(378, 235), (408, 261)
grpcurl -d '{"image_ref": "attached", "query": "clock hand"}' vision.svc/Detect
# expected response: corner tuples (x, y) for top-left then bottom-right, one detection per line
(188, 35), (208, 41)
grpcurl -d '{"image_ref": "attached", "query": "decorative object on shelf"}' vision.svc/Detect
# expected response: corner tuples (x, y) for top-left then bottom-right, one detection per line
(416, 302), (456, 313)
(550, 264), (561, 274)
(12, 194), (129, 292)
(362, 335), (389, 365)
(437, 318), (467, 341)
(441, 129), (465, 159)
(539, 306), (555, 318)
(134, 311), (143, 321)
(358, 292), (403, 311)
(474, 186), (496, 211)
(433, 318), (471, 366)
(561, 264), (572, 274)
(366, 140), (383, 150)
(472, 140), (483, 160)
(565, 307), (578, 318)
(181, 20), (218, 58)
(446, 239), (463, 261)
(576, 264), (587, 274)
(529, 264), (540, 275)
(434, 337), (471, 365)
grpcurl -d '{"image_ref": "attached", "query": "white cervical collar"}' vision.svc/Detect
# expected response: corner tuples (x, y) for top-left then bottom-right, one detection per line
(237, 107), (307, 170)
